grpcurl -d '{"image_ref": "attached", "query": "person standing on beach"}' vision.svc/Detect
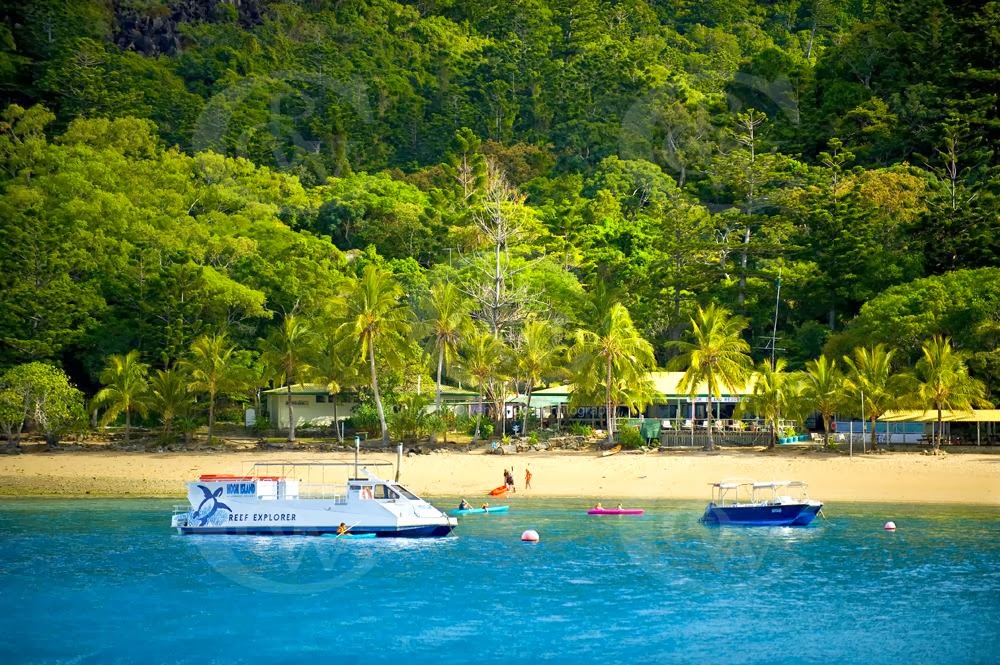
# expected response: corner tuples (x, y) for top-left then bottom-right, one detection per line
(504, 468), (515, 492)
(525, 467), (532, 490)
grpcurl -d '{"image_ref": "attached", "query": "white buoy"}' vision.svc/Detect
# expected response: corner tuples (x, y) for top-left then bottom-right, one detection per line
(521, 529), (540, 542)
(884, 521), (897, 531)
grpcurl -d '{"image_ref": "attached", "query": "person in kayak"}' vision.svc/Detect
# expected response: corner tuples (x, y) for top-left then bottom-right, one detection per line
(594, 502), (603, 510)
(458, 499), (471, 510)
(337, 522), (349, 535)
(481, 501), (490, 510)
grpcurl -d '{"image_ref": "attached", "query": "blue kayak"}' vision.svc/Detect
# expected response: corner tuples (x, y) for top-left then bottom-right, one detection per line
(322, 532), (377, 539)
(449, 505), (510, 516)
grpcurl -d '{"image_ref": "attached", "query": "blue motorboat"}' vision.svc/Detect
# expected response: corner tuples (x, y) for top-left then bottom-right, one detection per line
(700, 480), (823, 526)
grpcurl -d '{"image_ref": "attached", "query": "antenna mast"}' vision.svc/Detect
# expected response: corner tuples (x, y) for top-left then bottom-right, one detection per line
(759, 268), (784, 369)
(771, 268), (782, 369)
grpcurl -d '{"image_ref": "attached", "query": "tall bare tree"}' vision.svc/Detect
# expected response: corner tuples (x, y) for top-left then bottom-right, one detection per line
(462, 161), (535, 340)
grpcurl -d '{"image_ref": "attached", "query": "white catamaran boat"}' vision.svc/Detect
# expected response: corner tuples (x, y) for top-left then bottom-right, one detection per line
(171, 461), (457, 537)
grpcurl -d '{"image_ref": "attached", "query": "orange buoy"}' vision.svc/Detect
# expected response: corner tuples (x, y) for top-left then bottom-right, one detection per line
(884, 521), (897, 531)
(521, 529), (540, 542)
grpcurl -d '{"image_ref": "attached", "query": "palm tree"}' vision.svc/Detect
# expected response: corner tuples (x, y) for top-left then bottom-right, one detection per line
(798, 355), (844, 448)
(737, 358), (797, 449)
(260, 314), (317, 442)
(461, 329), (506, 440)
(182, 333), (250, 444)
(419, 282), (471, 427)
(569, 303), (655, 443)
(843, 344), (906, 451)
(312, 326), (364, 444)
(911, 336), (990, 450)
(515, 318), (563, 436)
(609, 371), (658, 439)
(340, 264), (411, 444)
(93, 350), (150, 445)
(148, 366), (191, 439)
(669, 304), (752, 450)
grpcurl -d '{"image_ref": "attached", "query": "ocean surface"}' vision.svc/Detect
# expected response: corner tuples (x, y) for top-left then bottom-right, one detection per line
(1, 498), (998, 664)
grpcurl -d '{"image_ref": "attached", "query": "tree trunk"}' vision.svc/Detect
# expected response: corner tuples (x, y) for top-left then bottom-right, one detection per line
(522, 379), (533, 436)
(870, 416), (879, 451)
(935, 408), (943, 451)
(334, 400), (343, 444)
(207, 391), (215, 445)
(435, 348), (444, 412)
(705, 393), (714, 451)
(125, 408), (132, 445)
(430, 347), (444, 445)
(605, 358), (614, 443)
(286, 380), (296, 442)
(474, 389), (483, 440)
(369, 343), (389, 444)
(806, 18), (817, 59)
(737, 225), (750, 307)
(499, 378), (507, 437)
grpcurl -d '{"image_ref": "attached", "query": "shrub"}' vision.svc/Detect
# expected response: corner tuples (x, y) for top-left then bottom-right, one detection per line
(568, 422), (593, 436)
(617, 425), (643, 450)
(348, 403), (380, 436)
(454, 414), (472, 433)
(465, 416), (493, 439)
(389, 393), (432, 441)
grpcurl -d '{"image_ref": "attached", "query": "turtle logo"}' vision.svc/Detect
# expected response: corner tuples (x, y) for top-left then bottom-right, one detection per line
(192, 485), (232, 526)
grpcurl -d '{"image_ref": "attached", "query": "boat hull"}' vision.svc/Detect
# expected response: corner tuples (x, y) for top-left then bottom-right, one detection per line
(177, 523), (455, 537)
(449, 506), (510, 515)
(790, 503), (822, 526)
(700, 502), (811, 526)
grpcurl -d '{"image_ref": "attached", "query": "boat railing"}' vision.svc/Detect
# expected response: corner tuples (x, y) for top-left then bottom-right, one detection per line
(297, 483), (349, 503)
(172, 504), (190, 515)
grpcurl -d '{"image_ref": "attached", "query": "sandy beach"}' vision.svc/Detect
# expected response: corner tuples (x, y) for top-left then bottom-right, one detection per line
(1, 447), (997, 505)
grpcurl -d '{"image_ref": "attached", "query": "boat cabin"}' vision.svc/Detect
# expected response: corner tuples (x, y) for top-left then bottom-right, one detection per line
(195, 474), (300, 500)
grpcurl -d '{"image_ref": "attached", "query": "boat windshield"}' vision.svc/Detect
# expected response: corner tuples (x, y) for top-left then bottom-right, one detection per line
(372, 484), (400, 500)
(393, 484), (419, 500)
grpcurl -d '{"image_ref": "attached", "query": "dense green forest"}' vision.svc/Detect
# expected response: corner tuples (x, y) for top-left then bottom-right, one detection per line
(0, 0), (996, 444)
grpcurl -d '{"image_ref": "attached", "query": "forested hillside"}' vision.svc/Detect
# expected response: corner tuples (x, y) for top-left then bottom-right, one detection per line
(0, 0), (997, 428)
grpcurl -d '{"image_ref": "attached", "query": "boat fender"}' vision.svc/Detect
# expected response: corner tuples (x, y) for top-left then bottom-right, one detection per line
(884, 521), (897, 531)
(521, 529), (540, 543)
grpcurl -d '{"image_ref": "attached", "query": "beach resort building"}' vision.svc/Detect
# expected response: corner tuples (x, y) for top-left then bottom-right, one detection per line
(262, 383), (479, 429)
(525, 371), (755, 429)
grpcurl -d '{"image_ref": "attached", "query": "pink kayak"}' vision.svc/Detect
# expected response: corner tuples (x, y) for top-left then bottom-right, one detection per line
(587, 508), (645, 515)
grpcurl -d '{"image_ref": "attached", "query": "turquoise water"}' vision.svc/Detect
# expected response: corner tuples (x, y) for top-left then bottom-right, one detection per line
(1, 499), (998, 664)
